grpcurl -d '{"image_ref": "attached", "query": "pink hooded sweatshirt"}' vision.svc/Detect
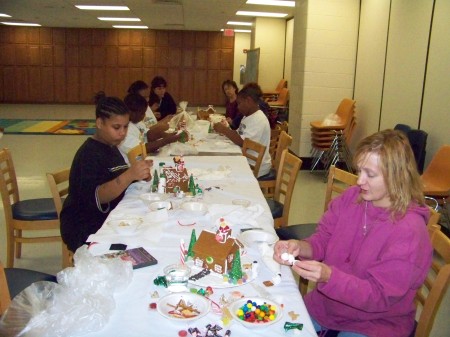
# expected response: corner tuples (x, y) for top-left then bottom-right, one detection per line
(304, 186), (432, 337)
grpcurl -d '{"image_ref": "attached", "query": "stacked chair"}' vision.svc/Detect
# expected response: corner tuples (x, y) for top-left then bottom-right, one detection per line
(309, 98), (356, 177)
(262, 79), (287, 101)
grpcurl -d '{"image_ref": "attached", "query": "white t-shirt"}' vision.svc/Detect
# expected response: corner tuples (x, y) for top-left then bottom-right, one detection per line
(143, 106), (157, 128)
(238, 110), (272, 177)
(119, 121), (147, 164)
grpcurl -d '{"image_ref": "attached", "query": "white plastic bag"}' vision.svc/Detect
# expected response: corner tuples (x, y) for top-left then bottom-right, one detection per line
(0, 245), (133, 337)
(321, 113), (342, 126)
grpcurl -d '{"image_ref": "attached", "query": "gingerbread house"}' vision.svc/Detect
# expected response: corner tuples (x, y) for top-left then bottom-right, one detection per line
(163, 167), (189, 193)
(192, 230), (241, 275)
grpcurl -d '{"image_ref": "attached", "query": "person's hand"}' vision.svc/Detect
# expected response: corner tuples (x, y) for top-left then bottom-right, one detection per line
(273, 239), (302, 264)
(292, 260), (332, 283)
(226, 117), (232, 124)
(160, 114), (173, 124)
(129, 160), (152, 181)
(151, 103), (160, 112)
(213, 122), (228, 134)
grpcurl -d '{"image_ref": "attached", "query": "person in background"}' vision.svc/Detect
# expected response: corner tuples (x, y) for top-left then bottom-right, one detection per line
(273, 129), (432, 337)
(222, 79), (241, 130)
(149, 76), (177, 120)
(60, 92), (152, 252)
(213, 82), (272, 178)
(127, 80), (160, 125)
(119, 93), (182, 162)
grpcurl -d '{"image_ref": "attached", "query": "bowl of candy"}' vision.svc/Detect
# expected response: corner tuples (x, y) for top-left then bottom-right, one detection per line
(149, 201), (172, 211)
(139, 193), (168, 207)
(229, 297), (282, 329)
(107, 218), (142, 235)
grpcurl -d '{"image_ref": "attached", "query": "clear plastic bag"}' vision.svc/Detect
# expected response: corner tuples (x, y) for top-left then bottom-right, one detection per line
(0, 245), (133, 337)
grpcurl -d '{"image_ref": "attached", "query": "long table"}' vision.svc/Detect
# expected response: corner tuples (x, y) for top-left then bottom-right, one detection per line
(86, 156), (317, 337)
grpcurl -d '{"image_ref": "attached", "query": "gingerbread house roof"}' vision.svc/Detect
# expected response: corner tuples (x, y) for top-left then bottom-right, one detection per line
(193, 230), (238, 260)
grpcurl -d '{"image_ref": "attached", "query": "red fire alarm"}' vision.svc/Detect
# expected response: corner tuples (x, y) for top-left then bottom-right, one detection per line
(223, 29), (234, 37)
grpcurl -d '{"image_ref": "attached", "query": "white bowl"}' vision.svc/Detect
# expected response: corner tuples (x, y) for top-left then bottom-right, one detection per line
(139, 193), (168, 206)
(149, 201), (172, 211)
(107, 218), (142, 235)
(238, 230), (278, 248)
(229, 297), (283, 329)
(181, 202), (208, 216)
(157, 292), (211, 322)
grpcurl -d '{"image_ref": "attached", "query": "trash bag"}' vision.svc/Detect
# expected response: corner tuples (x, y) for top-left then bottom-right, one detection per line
(0, 246), (133, 337)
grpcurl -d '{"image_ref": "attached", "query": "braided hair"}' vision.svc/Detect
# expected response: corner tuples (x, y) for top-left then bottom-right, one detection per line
(94, 91), (129, 120)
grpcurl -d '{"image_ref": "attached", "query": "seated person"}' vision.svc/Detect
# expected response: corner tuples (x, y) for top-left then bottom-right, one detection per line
(213, 82), (272, 178)
(273, 129), (433, 337)
(60, 92), (152, 252)
(127, 80), (159, 125)
(222, 80), (240, 130)
(149, 76), (177, 120)
(120, 93), (182, 162)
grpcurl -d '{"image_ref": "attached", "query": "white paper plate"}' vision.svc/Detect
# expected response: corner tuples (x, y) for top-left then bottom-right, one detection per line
(157, 292), (210, 322)
(238, 230), (278, 248)
(107, 218), (142, 235)
(229, 297), (283, 329)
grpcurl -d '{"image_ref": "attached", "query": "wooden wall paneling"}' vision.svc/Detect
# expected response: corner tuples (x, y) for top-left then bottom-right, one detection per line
(65, 29), (79, 45)
(79, 68), (93, 103)
(66, 67), (79, 102)
(182, 49), (194, 67)
(28, 45), (40, 66)
(156, 47), (170, 67)
(194, 70), (207, 103)
(130, 31), (143, 46)
(182, 31), (195, 47)
(66, 46), (79, 67)
(0, 45), (15, 65)
(40, 67), (54, 102)
(195, 32), (208, 48)
(207, 70), (221, 104)
(0, 68), (3, 101)
(15, 67), (28, 101)
(53, 45), (65, 66)
(53, 67), (66, 102)
(129, 68), (143, 85)
(92, 29), (106, 46)
(220, 49), (234, 70)
(118, 30), (130, 46)
(143, 47), (155, 67)
(52, 29), (65, 45)
(15, 45), (28, 65)
(142, 68), (155, 83)
(208, 33), (221, 49)
(0, 26), (14, 43)
(41, 46), (53, 66)
(221, 35), (234, 49)
(27, 29), (39, 44)
(168, 31), (182, 47)
(2, 67), (16, 101)
(144, 31), (156, 47)
(208, 49), (220, 69)
(92, 68), (105, 94)
(155, 68), (168, 80)
(105, 67), (119, 96)
(27, 66), (41, 102)
(156, 31), (169, 46)
(79, 46), (92, 67)
(180, 69), (194, 105)
(92, 46), (105, 67)
(168, 68), (180, 102)
(15, 28), (27, 43)
(118, 47), (131, 67)
(219, 70), (233, 83)
(117, 68), (130, 97)
(105, 46), (118, 66)
(104, 30), (118, 46)
(169, 48), (181, 68)
(130, 47), (143, 68)
(79, 29), (93, 46)
(195, 49), (207, 69)
(39, 28), (52, 45)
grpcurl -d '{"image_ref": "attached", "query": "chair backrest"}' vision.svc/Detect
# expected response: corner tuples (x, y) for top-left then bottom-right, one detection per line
(269, 128), (281, 163)
(415, 226), (450, 337)
(274, 88), (289, 106)
(407, 130), (428, 174)
(273, 131), (292, 171)
(242, 138), (266, 178)
(275, 79), (287, 92)
(127, 143), (147, 165)
(0, 260), (11, 316)
(46, 168), (70, 216)
(421, 145), (450, 197)
(273, 150), (302, 227)
(0, 148), (19, 222)
(324, 165), (359, 212)
(394, 123), (412, 134)
(335, 98), (356, 127)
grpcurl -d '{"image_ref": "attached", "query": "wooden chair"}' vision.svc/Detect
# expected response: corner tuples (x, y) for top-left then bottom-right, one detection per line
(413, 225), (450, 337)
(0, 148), (61, 268)
(263, 79), (287, 100)
(127, 142), (147, 164)
(266, 150), (302, 229)
(268, 128), (281, 164)
(46, 168), (73, 269)
(259, 131), (293, 197)
(242, 138), (266, 178)
(268, 88), (289, 108)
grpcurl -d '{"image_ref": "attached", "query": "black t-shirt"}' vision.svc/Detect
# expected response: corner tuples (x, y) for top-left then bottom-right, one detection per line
(149, 92), (177, 119)
(60, 138), (129, 252)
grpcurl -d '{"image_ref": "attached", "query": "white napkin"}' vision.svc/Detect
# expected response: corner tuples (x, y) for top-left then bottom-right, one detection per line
(257, 241), (282, 285)
(207, 203), (264, 226)
(188, 166), (232, 180)
(165, 142), (199, 156)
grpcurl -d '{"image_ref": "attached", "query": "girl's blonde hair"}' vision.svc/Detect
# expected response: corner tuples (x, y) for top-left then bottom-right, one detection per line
(354, 129), (425, 217)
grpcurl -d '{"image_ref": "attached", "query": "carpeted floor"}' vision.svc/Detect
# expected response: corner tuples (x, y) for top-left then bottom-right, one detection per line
(0, 118), (96, 135)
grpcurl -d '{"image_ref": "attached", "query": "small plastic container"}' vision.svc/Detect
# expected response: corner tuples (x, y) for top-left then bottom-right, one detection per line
(164, 264), (191, 292)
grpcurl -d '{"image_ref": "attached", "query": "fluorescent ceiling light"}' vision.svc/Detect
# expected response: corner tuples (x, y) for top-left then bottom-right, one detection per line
(0, 13), (12, 18)
(75, 5), (129, 11)
(1, 22), (41, 26)
(98, 17), (140, 21)
(237, 11), (287, 18)
(227, 21), (252, 26)
(235, 29), (252, 33)
(113, 25), (148, 29)
(246, 0), (295, 7)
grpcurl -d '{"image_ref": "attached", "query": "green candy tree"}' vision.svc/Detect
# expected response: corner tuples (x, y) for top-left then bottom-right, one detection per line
(228, 249), (243, 281)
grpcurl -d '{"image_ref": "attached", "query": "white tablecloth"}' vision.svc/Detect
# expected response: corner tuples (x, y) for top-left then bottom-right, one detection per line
(86, 156), (317, 337)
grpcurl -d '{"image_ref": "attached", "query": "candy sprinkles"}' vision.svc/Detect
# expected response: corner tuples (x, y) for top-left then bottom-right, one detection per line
(235, 299), (278, 323)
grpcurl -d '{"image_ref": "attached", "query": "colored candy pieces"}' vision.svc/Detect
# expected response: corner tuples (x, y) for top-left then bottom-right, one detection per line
(235, 299), (277, 324)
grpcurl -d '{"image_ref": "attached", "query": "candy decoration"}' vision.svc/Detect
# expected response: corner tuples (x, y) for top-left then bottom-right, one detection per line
(153, 276), (168, 287)
(228, 249), (243, 281)
(288, 310), (299, 320)
(235, 299), (278, 324)
(180, 238), (187, 265)
(187, 229), (197, 259)
(283, 322), (303, 332)
(178, 330), (188, 337)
